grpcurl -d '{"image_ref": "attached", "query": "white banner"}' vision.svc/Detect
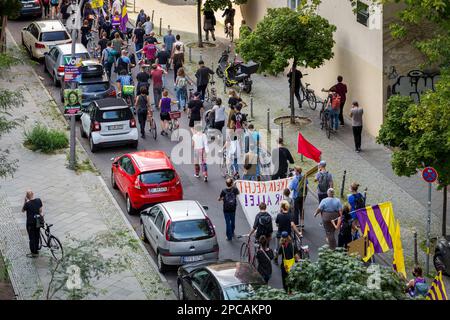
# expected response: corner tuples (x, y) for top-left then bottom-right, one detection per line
(235, 178), (293, 232)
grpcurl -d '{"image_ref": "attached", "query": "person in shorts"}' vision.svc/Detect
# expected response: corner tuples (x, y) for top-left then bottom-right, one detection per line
(187, 92), (204, 133)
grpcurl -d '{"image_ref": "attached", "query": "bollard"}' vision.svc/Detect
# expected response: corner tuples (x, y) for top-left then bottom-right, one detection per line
(189, 46), (192, 63)
(151, 10), (155, 23)
(340, 170), (347, 199)
(301, 154), (304, 162)
(267, 108), (271, 133)
(414, 230), (418, 265)
(159, 18), (162, 36)
(363, 187), (368, 205)
(280, 121), (284, 141)
(223, 77), (226, 94)
(250, 96), (254, 119)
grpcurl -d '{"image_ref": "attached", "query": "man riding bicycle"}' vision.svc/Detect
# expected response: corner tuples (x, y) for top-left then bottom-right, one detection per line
(222, 4), (235, 35)
(116, 70), (134, 109)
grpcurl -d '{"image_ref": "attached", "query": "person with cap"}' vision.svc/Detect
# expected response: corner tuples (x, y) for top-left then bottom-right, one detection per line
(278, 231), (300, 292)
(315, 160), (333, 204)
(187, 92), (204, 133)
(314, 188), (343, 250)
(21, 191), (44, 258)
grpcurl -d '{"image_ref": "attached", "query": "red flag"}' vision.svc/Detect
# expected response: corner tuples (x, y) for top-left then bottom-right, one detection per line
(297, 132), (321, 163)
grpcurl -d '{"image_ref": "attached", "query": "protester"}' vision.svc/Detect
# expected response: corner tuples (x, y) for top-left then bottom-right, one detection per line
(187, 92), (204, 133)
(136, 64), (151, 94)
(172, 34), (185, 54)
(150, 64), (166, 112)
(203, 8), (217, 41)
(275, 201), (302, 265)
(223, 133), (241, 179)
(218, 178), (240, 241)
(144, 31), (159, 45)
(136, 9), (147, 25)
(102, 15), (112, 38)
(83, 2), (96, 29)
(329, 75), (348, 126)
(163, 29), (176, 57)
(347, 182), (365, 218)
(332, 204), (353, 249)
(60, 0), (70, 24)
(314, 188), (343, 250)
(350, 101), (364, 152)
(249, 202), (273, 242)
(134, 87), (151, 139)
(21, 191), (43, 258)
(230, 103), (247, 133)
(192, 125), (209, 182)
(175, 67), (191, 111)
(243, 148), (258, 181)
(112, 0), (122, 16)
(97, 31), (109, 55)
(133, 22), (145, 60)
(212, 98), (226, 133)
(245, 124), (262, 154)
(256, 235), (274, 283)
(222, 3), (236, 35)
(137, 40), (158, 65)
(287, 68), (303, 108)
(406, 266), (429, 297)
(279, 231), (300, 292)
(42, 0), (50, 19)
(289, 166), (308, 227)
(143, 16), (153, 35)
(115, 50), (133, 75)
(101, 41), (114, 79)
(228, 89), (244, 109)
(271, 138), (294, 180)
(111, 31), (125, 62)
(315, 160), (333, 203)
(50, 0), (59, 20)
(156, 44), (170, 87)
(283, 188), (295, 220)
(195, 60), (214, 101)
(80, 19), (91, 48)
(172, 45), (185, 83)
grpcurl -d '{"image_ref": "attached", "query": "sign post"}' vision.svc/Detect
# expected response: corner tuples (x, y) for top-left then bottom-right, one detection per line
(422, 166), (438, 275)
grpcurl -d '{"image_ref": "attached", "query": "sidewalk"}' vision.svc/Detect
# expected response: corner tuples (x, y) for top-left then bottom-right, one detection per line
(0, 30), (174, 300)
(130, 1), (449, 272)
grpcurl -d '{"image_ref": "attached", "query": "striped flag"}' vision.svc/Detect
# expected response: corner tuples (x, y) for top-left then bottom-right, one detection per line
(426, 271), (448, 300)
(120, 0), (128, 33)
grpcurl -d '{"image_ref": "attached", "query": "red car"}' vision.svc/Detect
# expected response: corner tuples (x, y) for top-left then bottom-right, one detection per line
(111, 150), (183, 214)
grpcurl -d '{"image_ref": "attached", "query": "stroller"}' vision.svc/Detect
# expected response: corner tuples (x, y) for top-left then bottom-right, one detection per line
(203, 109), (217, 142)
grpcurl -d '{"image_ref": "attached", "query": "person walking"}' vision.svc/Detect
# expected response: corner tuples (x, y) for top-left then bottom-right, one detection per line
(175, 67), (192, 111)
(271, 138), (294, 180)
(143, 16), (153, 36)
(97, 31), (109, 56)
(21, 191), (43, 258)
(278, 231), (300, 292)
(50, 0), (59, 19)
(249, 203), (273, 242)
(212, 98), (225, 133)
(223, 133), (241, 179)
(133, 22), (145, 60)
(243, 149), (258, 181)
(192, 125), (209, 182)
(111, 31), (125, 63)
(136, 9), (147, 25)
(347, 182), (365, 218)
(283, 188), (295, 220)
(315, 160), (333, 203)
(287, 68), (303, 108)
(137, 40), (158, 65)
(328, 75), (348, 126)
(203, 8), (216, 41)
(331, 204), (353, 249)
(134, 87), (151, 139)
(150, 64), (166, 111)
(171, 45), (185, 84)
(314, 188), (343, 250)
(102, 15), (113, 39)
(195, 60), (214, 101)
(289, 166), (308, 227)
(158, 89), (177, 136)
(274, 201), (302, 265)
(163, 29), (176, 57)
(156, 44), (170, 87)
(112, 0), (122, 16)
(256, 235), (274, 283)
(42, 0), (50, 19)
(80, 19), (91, 49)
(187, 92), (204, 133)
(101, 41), (114, 79)
(136, 64), (150, 94)
(218, 178), (240, 241)
(172, 34), (185, 54)
(350, 101), (363, 152)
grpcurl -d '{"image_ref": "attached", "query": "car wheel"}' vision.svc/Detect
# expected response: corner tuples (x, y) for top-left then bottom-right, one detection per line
(21, 34), (25, 47)
(111, 170), (118, 189)
(178, 282), (185, 300)
(140, 221), (148, 243)
(157, 252), (167, 273)
(89, 135), (98, 153)
(131, 140), (138, 149)
(126, 194), (136, 215)
(60, 90), (64, 102)
(80, 125), (87, 138)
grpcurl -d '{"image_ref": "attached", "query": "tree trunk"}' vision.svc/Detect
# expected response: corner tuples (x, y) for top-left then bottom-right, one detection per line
(443, 185), (448, 237)
(197, 0), (203, 48)
(0, 16), (8, 53)
(290, 59), (297, 124)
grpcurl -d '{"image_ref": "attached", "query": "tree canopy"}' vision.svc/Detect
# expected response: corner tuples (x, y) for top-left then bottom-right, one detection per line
(204, 0), (247, 11)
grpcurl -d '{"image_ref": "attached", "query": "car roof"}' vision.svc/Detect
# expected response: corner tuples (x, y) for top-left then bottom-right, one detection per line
(160, 201), (205, 221)
(56, 43), (88, 55)
(130, 150), (173, 172)
(34, 20), (66, 32)
(79, 75), (109, 84)
(94, 98), (128, 109)
(206, 262), (265, 287)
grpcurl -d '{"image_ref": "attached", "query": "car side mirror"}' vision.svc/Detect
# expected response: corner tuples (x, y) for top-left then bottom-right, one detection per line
(202, 205), (209, 211)
(140, 210), (149, 216)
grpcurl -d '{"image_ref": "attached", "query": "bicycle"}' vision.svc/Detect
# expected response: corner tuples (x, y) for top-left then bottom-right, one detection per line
(205, 80), (217, 104)
(38, 222), (63, 260)
(300, 82), (318, 110)
(319, 101), (333, 139)
(225, 22), (234, 42)
(292, 228), (310, 260)
(86, 31), (98, 60)
(219, 149), (240, 180)
(168, 111), (181, 141)
(237, 234), (258, 267)
(147, 110), (157, 140)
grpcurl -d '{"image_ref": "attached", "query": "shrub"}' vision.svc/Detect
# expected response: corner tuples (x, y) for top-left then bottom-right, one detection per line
(24, 123), (68, 153)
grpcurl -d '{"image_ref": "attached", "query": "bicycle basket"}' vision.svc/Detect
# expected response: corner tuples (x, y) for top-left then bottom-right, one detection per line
(122, 85), (135, 95)
(169, 111), (182, 119)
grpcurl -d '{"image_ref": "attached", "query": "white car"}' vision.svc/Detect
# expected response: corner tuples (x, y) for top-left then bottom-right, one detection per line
(21, 20), (71, 60)
(80, 98), (139, 153)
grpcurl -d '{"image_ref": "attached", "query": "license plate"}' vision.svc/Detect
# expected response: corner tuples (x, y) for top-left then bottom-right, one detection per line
(108, 125), (123, 130)
(150, 187), (167, 193)
(182, 255), (204, 263)
(24, 4), (33, 7)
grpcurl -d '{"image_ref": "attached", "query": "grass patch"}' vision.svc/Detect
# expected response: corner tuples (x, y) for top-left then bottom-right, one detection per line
(74, 158), (99, 174)
(24, 123), (69, 153)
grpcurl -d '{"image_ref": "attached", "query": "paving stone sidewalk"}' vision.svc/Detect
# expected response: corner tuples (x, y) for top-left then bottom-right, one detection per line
(0, 30), (174, 300)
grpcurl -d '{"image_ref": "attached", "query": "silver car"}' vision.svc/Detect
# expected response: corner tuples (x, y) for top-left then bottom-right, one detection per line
(140, 200), (219, 273)
(43, 43), (90, 87)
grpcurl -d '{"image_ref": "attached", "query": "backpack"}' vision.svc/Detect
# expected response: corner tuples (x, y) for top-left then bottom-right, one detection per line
(50, 0), (58, 5)
(339, 218), (352, 237)
(176, 77), (187, 90)
(116, 57), (129, 74)
(234, 112), (243, 129)
(414, 281), (429, 297)
(258, 213), (273, 235)
(318, 172), (330, 193)
(354, 193), (365, 210)
(106, 48), (115, 64)
(331, 93), (341, 109)
(223, 188), (237, 212)
(295, 175), (308, 199)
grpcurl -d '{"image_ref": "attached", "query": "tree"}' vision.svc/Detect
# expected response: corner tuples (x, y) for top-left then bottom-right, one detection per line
(250, 246), (409, 300)
(0, 0), (22, 53)
(236, 3), (335, 123)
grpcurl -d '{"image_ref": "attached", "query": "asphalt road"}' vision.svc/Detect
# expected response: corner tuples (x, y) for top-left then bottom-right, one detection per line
(8, 17), (327, 294)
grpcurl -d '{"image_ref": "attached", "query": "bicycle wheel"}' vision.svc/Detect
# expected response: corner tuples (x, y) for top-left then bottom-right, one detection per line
(306, 90), (317, 110)
(48, 235), (64, 260)
(151, 119), (157, 140)
(205, 88), (210, 103)
(240, 241), (250, 263)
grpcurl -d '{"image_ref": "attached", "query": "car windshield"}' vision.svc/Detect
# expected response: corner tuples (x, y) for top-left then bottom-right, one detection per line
(96, 108), (132, 122)
(40, 31), (70, 42)
(223, 283), (261, 300)
(170, 219), (213, 242)
(139, 170), (175, 184)
(79, 82), (110, 93)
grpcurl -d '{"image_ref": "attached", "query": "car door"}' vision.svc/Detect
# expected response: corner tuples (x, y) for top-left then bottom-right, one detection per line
(142, 206), (160, 251)
(116, 156), (131, 192)
(22, 24), (32, 47)
(184, 269), (211, 300)
(153, 211), (166, 252)
(46, 47), (56, 73)
(201, 276), (222, 300)
(122, 157), (136, 194)
(81, 103), (94, 136)
(28, 24), (39, 56)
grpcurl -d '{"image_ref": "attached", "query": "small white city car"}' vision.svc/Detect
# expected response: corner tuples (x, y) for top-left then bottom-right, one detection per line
(80, 98), (139, 153)
(21, 20), (71, 60)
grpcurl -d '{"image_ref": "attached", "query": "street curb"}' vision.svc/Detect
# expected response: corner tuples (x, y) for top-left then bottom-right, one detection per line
(5, 27), (173, 296)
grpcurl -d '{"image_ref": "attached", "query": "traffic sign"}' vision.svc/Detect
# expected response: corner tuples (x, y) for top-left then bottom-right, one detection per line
(422, 167), (438, 183)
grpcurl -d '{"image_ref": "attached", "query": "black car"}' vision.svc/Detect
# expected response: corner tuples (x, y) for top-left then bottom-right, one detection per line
(18, 0), (42, 18)
(434, 236), (450, 276)
(177, 260), (265, 300)
(60, 60), (116, 114)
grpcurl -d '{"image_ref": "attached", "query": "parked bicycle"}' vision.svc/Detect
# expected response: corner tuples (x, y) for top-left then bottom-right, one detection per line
(168, 111), (181, 141)
(319, 90), (333, 139)
(300, 81), (318, 110)
(38, 222), (63, 260)
(147, 109), (157, 140)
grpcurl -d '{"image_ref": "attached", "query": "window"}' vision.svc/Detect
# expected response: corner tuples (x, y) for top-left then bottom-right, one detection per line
(40, 31), (70, 42)
(169, 219), (214, 242)
(287, 0), (300, 10)
(148, 206), (160, 222)
(30, 24), (39, 39)
(356, 1), (369, 27)
(139, 170), (175, 184)
(80, 82), (110, 94)
(154, 212), (164, 233)
(203, 277), (221, 300)
(96, 107), (132, 122)
(191, 269), (210, 290)
(119, 157), (135, 175)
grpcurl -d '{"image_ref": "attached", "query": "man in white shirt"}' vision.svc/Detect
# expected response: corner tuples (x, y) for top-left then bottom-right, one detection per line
(192, 125), (209, 182)
(143, 16), (154, 35)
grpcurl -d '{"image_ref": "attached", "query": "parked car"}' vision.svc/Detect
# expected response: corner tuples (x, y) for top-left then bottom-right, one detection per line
(140, 200), (218, 273)
(434, 235), (450, 276)
(80, 98), (138, 152)
(17, 0), (42, 19)
(111, 151), (183, 215)
(44, 43), (90, 87)
(177, 260), (265, 300)
(21, 20), (71, 60)
(60, 60), (116, 113)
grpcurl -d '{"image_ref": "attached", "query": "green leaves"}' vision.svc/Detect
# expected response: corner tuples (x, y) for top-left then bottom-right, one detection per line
(204, 0), (247, 11)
